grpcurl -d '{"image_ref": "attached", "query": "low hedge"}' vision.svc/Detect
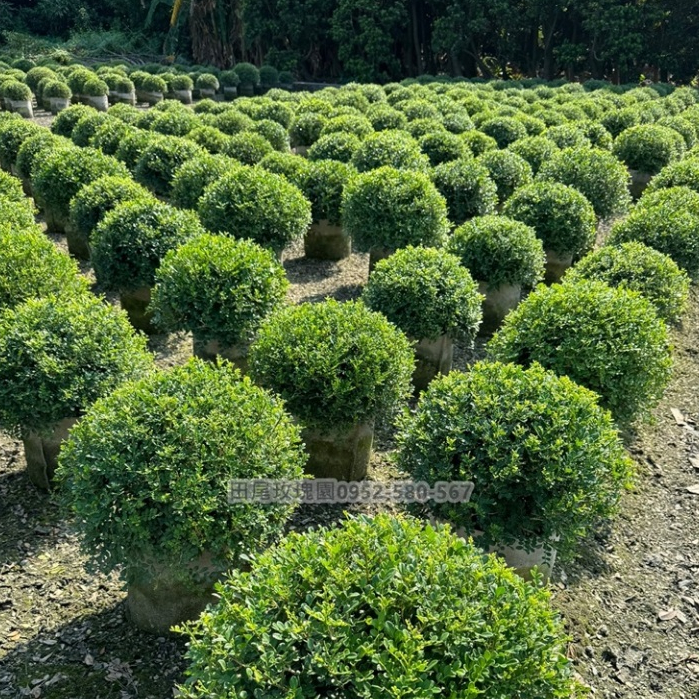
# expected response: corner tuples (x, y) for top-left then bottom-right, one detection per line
(134, 136), (206, 197)
(151, 234), (289, 345)
(488, 279), (673, 423)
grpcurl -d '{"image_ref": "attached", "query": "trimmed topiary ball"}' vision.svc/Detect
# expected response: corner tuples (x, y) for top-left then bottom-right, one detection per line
(365, 103), (408, 131)
(233, 62), (260, 87)
(50, 104), (94, 137)
(251, 118), (290, 152)
(176, 513), (581, 698)
(89, 119), (134, 156)
(646, 157), (699, 194)
(461, 129), (498, 156)
(134, 136), (206, 197)
(151, 234), (288, 345)
(508, 135), (559, 175)
(289, 112), (328, 148)
(92, 199), (205, 293)
(70, 112), (111, 147)
(221, 131), (274, 164)
(214, 109), (255, 136)
(170, 153), (233, 210)
(114, 129), (159, 172)
(488, 279), (673, 423)
(342, 166), (449, 252)
(0, 118), (43, 170)
(195, 73), (219, 92)
(612, 124), (686, 174)
(0, 294), (153, 435)
(199, 166), (311, 253)
(150, 109), (199, 137)
(16, 132), (71, 182)
(565, 242), (690, 325)
(479, 115), (528, 148)
(302, 159), (355, 225)
(447, 215), (545, 290)
(418, 131), (469, 166)
(431, 158), (498, 225)
(476, 149), (533, 203)
(351, 130), (429, 172)
(362, 246), (482, 342)
(185, 125), (231, 154)
(259, 152), (311, 189)
(396, 362), (633, 557)
(56, 358), (305, 587)
(503, 182), (596, 257)
(537, 146), (632, 219)
(307, 132), (361, 163)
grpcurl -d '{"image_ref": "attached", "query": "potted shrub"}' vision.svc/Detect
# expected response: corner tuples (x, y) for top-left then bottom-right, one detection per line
(447, 215), (545, 333)
(114, 129), (159, 173)
(50, 103), (94, 137)
(565, 242), (690, 326)
(150, 108), (199, 137)
(42, 79), (71, 114)
(503, 181), (597, 282)
(198, 166), (311, 260)
(479, 115), (528, 148)
(221, 131), (274, 164)
(113, 75), (136, 105)
(89, 118), (134, 156)
(537, 146), (632, 220)
(82, 76), (110, 111)
(278, 69), (294, 90)
(259, 151), (311, 189)
(213, 108), (254, 135)
(185, 125), (231, 154)
(612, 124), (686, 198)
(431, 158), (498, 225)
(219, 70), (240, 100)
(25, 66), (56, 97)
(476, 149), (533, 205)
(307, 131), (361, 163)
(31, 146), (130, 234)
(55, 359), (306, 633)
(170, 74), (194, 103)
(363, 246), (482, 391)
(234, 62), (260, 97)
(175, 514), (582, 698)
(258, 65), (279, 93)
(0, 117), (42, 172)
(350, 129), (429, 172)
(250, 300), (414, 480)
(342, 166), (450, 270)
(70, 112), (111, 147)
(418, 131), (468, 166)
(135, 73), (167, 105)
(301, 159), (355, 260)
(170, 153), (233, 210)
(2, 80), (33, 118)
(134, 136), (206, 198)
(151, 234), (288, 368)
(488, 279), (673, 424)
(646, 157), (699, 194)
(396, 362), (633, 575)
(91, 199), (205, 332)
(0, 294), (153, 489)
(251, 118), (289, 152)
(289, 112), (327, 155)
(195, 73), (219, 100)
(508, 135), (559, 175)
(68, 175), (155, 259)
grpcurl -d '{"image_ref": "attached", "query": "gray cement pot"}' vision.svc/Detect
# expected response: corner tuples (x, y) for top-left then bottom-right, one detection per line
(304, 220), (351, 261)
(544, 249), (574, 284)
(48, 97), (70, 114)
(65, 223), (91, 261)
(116, 91), (137, 105)
(223, 86), (238, 101)
(136, 90), (163, 106)
(192, 337), (249, 373)
(22, 417), (78, 490)
(412, 335), (454, 393)
(9, 99), (33, 118)
(85, 94), (109, 112)
(368, 245), (393, 273)
(119, 287), (156, 334)
(173, 89), (193, 104)
(628, 169), (653, 200)
(302, 421), (374, 481)
(478, 282), (521, 336)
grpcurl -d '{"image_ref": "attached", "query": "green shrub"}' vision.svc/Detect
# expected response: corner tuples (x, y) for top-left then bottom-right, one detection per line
(150, 109), (198, 137)
(50, 104), (94, 137)
(195, 73), (219, 91)
(56, 359), (305, 586)
(447, 215), (545, 289)
(565, 242), (690, 325)
(219, 70), (240, 88)
(32, 146), (129, 223)
(114, 129), (158, 172)
(25, 66), (55, 95)
(343, 166), (449, 252)
(0, 294), (152, 435)
(582, 122), (613, 150)
(351, 129), (428, 172)
(0, 118), (43, 169)
(176, 513), (580, 699)
(657, 116), (697, 149)
(476, 149), (533, 203)
(193, 98), (227, 115)
(0, 225), (89, 311)
(69, 175), (154, 246)
(250, 300), (413, 429)
(82, 77), (109, 97)
(42, 80), (71, 99)
(396, 362), (633, 557)
(289, 112), (327, 147)
(404, 117), (446, 139)
(635, 185), (699, 215)
(612, 124), (685, 174)
(646, 157), (699, 194)
(301, 159), (355, 225)
(503, 182), (596, 257)
(107, 103), (140, 124)
(151, 235), (288, 345)
(321, 114), (374, 140)
(234, 62), (260, 87)
(214, 109), (254, 136)
(134, 136), (205, 197)
(507, 135), (559, 175)
(138, 73), (167, 94)
(431, 158), (498, 225)
(600, 107), (639, 137)
(184, 125), (230, 154)
(259, 65), (279, 86)
(0, 169), (25, 202)
(92, 199), (205, 292)
(71, 112), (111, 147)
(363, 246), (482, 341)
(398, 98), (441, 121)
(169, 74), (194, 91)
(479, 116), (527, 148)
(307, 132), (361, 163)
(488, 280), (673, 423)
(418, 131), (468, 166)
(199, 166), (311, 253)
(89, 119), (134, 156)
(2, 80), (32, 101)
(278, 70), (294, 85)
(258, 152), (311, 189)
(221, 131), (274, 165)
(170, 154), (232, 210)
(460, 129), (498, 156)
(366, 103), (408, 131)
(252, 118), (289, 152)
(537, 146), (632, 219)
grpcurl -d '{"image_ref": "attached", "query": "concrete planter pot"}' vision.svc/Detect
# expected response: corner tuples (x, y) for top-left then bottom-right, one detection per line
(628, 169), (653, 200)
(238, 84), (255, 97)
(412, 335), (454, 393)
(22, 417), (79, 490)
(198, 88), (217, 100)
(293, 145), (308, 156)
(9, 99), (33, 118)
(48, 97), (70, 114)
(193, 336), (249, 372)
(544, 249), (574, 284)
(477, 282), (521, 336)
(223, 86), (238, 101)
(116, 91), (137, 105)
(304, 220), (351, 261)
(368, 245), (394, 273)
(301, 421), (374, 481)
(173, 89), (193, 105)
(43, 206), (69, 235)
(136, 90), (163, 106)
(65, 223), (91, 261)
(119, 287), (156, 334)
(85, 94), (109, 112)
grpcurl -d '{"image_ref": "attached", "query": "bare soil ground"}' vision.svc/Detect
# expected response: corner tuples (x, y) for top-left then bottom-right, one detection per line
(1, 106), (698, 699)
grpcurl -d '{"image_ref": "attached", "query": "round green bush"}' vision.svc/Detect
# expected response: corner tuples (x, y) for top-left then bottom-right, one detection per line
(612, 124), (685, 174)
(405, 117), (447, 139)
(296, 159), (353, 225)
(42, 79), (71, 99)
(259, 65), (279, 86)
(176, 513), (580, 699)
(431, 158), (498, 225)
(350, 129), (428, 172)
(289, 112), (327, 147)
(192, 98), (227, 115)
(50, 104), (93, 137)
(0, 294), (153, 435)
(151, 234), (288, 345)
(150, 109), (198, 137)
(32, 146), (129, 223)
(107, 102), (140, 124)
(0, 226), (89, 311)
(25, 66), (55, 95)
(503, 182), (596, 257)
(307, 132), (361, 163)
(250, 300), (413, 429)
(461, 129), (498, 156)
(214, 109), (254, 136)
(418, 131), (468, 166)
(537, 146), (632, 219)
(607, 195), (699, 279)
(343, 166), (449, 252)
(398, 98), (441, 121)
(199, 166), (311, 253)
(92, 199), (205, 292)
(195, 73), (219, 91)
(233, 62), (260, 87)
(601, 107), (640, 138)
(2, 80), (32, 101)
(635, 185), (699, 215)
(169, 74), (194, 91)
(0, 169), (25, 201)
(366, 103), (408, 131)
(476, 149), (533, 203)
(544, 124), (590, 150)
(71, 112), (111, 147)
(507, 135), (558, 175)
(321, 114), (373, 140)
(82, 77), (109, 97)
(396, 362), (633, 557)
(646, 157), (699, 194)
(258, 151), (311, 189)
(0, 118), (43, 169)
(447, 215), (545, 289)
(134, 136), (205, 197)
(185, 125), (230, 154)
(221, 131), (274, 165)
(89, 119), (134, 156)
(170, 153), (233, 210)
(138, 73), (167, 94)
(565, 242), (690, 325)
(488, 279), (673, 423)
(219, 70), (240, 88)
(114, 129), (159, 172)
(362, 246), (482, 342)
(69, 175), (155, 245)
(252, 118), (289, 152)
(56, 358), (305, 586)
(479, 116), (528, 148)
(657, 116), (697, 149)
